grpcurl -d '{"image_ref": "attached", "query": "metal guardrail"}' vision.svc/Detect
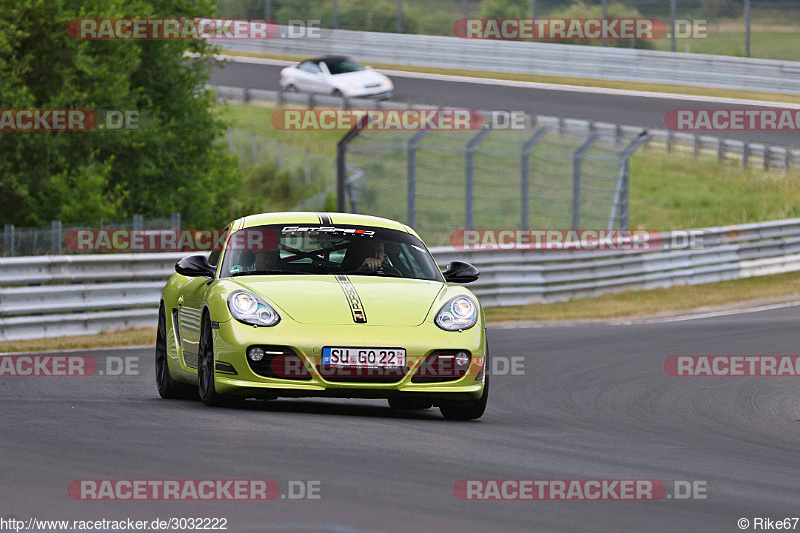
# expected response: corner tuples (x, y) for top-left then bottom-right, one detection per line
(0, 253), (184, 341)
(211, 85), (800, 171)
(212, 29), (800, 96)
(3, 219), (800, 340)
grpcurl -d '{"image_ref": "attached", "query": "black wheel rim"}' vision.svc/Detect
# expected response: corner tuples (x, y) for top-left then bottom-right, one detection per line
(155, 307), (167, 389)
(198, 321), (213, 399)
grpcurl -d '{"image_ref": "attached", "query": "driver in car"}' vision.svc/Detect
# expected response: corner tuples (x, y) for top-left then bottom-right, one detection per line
(345, 238), (385, 272)
(252, 249), (280, 272)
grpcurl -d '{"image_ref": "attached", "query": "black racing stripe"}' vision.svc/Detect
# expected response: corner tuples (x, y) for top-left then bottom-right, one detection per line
(335, 274), (367, 324)
(319, 212), (333, 225)
(316, 212), (324, 224)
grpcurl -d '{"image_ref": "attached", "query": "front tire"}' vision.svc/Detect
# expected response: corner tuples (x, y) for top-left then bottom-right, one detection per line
(156, 303), (192, 399)
(198, 313), (236, 407)
(439, 376), (489, 420)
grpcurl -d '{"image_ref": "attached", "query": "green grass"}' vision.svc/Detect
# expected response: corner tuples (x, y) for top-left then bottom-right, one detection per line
(485, 270), (800, 322)
(224, 103), (341, 157)
(227, 102), (800, 243)
(651, 29), (800, 61)
(629, 150), (800, 229)
(0, 328), (156, 354)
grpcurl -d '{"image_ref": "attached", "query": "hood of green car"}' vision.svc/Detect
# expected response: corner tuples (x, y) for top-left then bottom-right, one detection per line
(231, 275), (445, 326)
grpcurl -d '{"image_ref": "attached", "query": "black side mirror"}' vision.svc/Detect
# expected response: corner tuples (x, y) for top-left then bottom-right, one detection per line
(442, 261), (479, 284)
(175, 255), (216, 278)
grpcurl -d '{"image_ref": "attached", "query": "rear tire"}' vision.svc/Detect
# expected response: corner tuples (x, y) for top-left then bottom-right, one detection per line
(285, 84), (298, 93)
(198, 313), (241, 407)
(156, 303), (192, 399)
(332, 89), (343, 98)
(388, 398), (433, 410)
(439, 376), (489, 420)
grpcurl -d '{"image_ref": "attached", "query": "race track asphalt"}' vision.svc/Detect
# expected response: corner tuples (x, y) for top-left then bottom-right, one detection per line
(2, 304), (799, 532)
(209, 60), (800, 147)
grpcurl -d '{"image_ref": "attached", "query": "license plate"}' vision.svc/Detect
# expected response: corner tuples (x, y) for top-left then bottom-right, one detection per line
(322, 347), (406, 367)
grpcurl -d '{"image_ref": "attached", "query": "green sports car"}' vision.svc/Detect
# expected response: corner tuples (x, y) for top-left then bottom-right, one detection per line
(156, 212), (488, 420)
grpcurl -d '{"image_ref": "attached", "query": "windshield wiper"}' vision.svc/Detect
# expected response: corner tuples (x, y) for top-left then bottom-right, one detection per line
(231, 270), (309, 276)
(339, 271), (404, 278)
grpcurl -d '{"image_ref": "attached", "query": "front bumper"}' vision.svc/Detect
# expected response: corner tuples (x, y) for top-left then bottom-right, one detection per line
(346, 87), (393, 100)
(210, 317), (486, 401)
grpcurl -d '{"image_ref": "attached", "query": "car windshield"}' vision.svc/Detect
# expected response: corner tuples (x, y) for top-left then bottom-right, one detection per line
(219, 224), (443, 282)
(324, 58), (365, 75)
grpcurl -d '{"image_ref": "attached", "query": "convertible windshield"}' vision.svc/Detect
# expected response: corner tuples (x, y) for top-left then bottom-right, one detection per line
(219, 224), (443, 282)
(325, 58), (365, 75)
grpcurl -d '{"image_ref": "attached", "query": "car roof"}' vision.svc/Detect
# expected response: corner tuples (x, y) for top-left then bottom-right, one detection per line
(306, 55), (349, 64)
(235, 212), (414, 234)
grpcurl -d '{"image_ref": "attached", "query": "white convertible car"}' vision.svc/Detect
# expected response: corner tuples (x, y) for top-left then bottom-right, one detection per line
(279, 56), (393, 99)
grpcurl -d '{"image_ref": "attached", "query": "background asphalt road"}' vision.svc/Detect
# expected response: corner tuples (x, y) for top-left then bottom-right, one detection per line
(2, 305), (799, 532)
(209, 60), (800, 147)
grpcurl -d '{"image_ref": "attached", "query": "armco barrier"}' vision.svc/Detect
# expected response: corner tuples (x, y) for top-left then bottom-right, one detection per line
(2, 220), (800, 340)
(212, 29), (800, 95)
(210, 85), (800, 171)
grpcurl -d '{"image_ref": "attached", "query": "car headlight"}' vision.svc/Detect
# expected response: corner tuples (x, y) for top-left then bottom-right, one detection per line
(382, 79), (392, 87)
(435, 296), (478, 331)
(228, 290), (280, 327)
(346, 85), (357, 93)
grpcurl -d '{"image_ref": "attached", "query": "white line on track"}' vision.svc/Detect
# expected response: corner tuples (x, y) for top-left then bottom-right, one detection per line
(488, 299), (800, 329)
(609, 300), (800, 325)
(214, 53), (800, 109)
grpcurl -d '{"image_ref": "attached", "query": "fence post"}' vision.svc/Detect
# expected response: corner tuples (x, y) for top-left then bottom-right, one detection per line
(521, 126), (551, 229)
(51, 220), (62, 255)
(336, 115), (368, 212)
(763, 146), (771, 171)
(333, 0), (339, 28)
(133, 214), (143, 231)
(609, 132), (649, 230)
(170, 212), (181, 231)
(4, 224), (14, 257)
(742, 142), (749, 169)
(396, 0), (403, 33)
(572, 133), (600, 229)
(407, 129), (431, 228)
(693, 134), (699, 156)
(666, 130), (673, 152)
(718, 138), (725, 162)
(305, 149), (311, 186)
(465, 127), (492, 230)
